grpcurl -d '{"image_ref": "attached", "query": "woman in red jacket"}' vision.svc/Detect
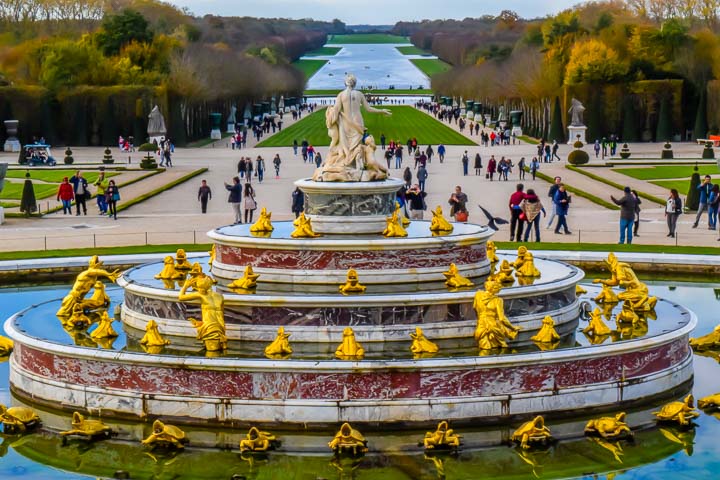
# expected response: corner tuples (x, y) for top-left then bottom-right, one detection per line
(56, 177), (74, 215)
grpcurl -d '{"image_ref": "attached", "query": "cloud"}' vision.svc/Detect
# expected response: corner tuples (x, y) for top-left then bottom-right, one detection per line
(168, 0), (579, 24)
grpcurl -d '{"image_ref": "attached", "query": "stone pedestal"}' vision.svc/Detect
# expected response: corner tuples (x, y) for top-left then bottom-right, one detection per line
(568, 125), (587, 145)
(227, 123), (235, 134)
(3, 120), (20, 152)
(210, 129), (222, 140)
(511, 126), (523, 137)
(295, 178), (404, 234)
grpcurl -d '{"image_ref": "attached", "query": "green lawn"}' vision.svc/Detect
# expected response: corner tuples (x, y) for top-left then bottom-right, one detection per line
(6, 169), (118, 183)
(651, 179), (691, 193)
(303, 46), (342, 56)
(613, 165), (720, 180)
(257, 106), (476, 147)
(304, 89), (433, 96)
(395, 46), (429, 55)
(292, 59), (327, 79)
(410, 58), (452, 77)
(327, 34), (408, 44)
(1, 181), (59, 200)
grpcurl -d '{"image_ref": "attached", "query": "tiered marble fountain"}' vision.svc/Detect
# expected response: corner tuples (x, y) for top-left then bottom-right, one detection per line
(2, 78), (698, 456)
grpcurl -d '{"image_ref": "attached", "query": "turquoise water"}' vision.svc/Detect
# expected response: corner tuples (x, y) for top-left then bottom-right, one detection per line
(0, 281), (719, 479)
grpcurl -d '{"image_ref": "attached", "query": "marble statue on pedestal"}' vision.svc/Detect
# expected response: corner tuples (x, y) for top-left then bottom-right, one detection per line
(227, 106), (237, 133)
(567, 98), (587, 144)
(147, 106), (167, 144)
(312, 74), (392, 182)
(0, 163), (6, 225)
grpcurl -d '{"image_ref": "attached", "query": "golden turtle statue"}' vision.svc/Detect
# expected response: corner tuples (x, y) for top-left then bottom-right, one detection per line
(698, 393), (720, 410)
(422, 421), (462, 451)
(239, 426), (280, 452)
(0, 335), (13, 356)
(575, 285), (587, 295)
(0, 404), (40, 433)
(291, 212), (321, 238)
(486, 240), (499, 263)
(142, 420), (188, 449)
(512, 246), (540, 277)
(492, 260), (515, 284)
(174, 248), (192, 273)
(155, 256), (184, 280)
(90, 310), (118, 340)
(594, 284), (619, 304)
(339, 269), (366, 294)
(512, 416), (553, 449)
(442, 263), (473, 288)
(409, 327), (439, 355)
(583, 308), (612, 337)
(531, 316), (560, 344)
(335, 327), (365, 360)
(689, 325), (720, 351)
(228, 265), (260, 290)
(265, 327), (292, 357)
(382, 208), (408, 238)
(250, 207), (274, 233)
(328, 422), (368, 455)
(584, 412), (633, 440)
(140, 320), (171, 347)
(429, 206), (453, 233)
(60, 412), (114, 440)
(653, 394), (700, 426)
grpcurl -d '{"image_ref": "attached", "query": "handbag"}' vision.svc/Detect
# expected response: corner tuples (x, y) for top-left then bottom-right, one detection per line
(112, 192), (120, 201)
(485, 173), (489, 179)
(519, 212), (526, 221)
(455, 211), (469, 222)
(247, 196), (257, 210)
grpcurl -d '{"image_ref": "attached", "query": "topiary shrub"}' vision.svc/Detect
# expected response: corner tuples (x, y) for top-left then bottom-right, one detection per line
(568, 149), (590, 165)
(619, 143), (631, 159)
(20, 172), (37, 216)
(138, 142), (157, 169)
(661, 142), (674, 160)
(102, 147), (114, 164)
(63, 147), (74, 165)
(702, 142), (715, 159)
(687, 165), (700, 210)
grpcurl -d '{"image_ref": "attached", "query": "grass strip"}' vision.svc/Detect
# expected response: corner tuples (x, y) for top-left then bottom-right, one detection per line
(117, 168), (208, 213)
(303, 46), (342, 56)
(0, 243), (212, 261)
(566, 165), (665, 206)
(531, 169), (619, 210)
(293, 59), (328, 79)
(410, 58), (452, 77)
(2, 241), (719, 262)
(327, 34), (408, 44)
(517, 135), (540, 145)
(612, 165), (718, 181)
(395, 46), (429, 55)
(651, 179), (689, 193)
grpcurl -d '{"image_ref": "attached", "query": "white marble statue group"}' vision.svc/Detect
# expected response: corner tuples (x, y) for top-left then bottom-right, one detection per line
(312, 74), (391, 182)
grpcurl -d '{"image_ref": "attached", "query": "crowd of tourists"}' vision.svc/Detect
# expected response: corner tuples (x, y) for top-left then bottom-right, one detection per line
(56, 170), (120, 220)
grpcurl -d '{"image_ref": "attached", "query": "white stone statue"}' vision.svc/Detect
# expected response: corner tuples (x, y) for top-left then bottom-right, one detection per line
(147, 105), (167, 139)
(569, 98), (585, 127)
(312, 74), (391, 182)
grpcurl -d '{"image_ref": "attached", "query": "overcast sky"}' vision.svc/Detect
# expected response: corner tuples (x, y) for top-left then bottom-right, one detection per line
(167, 0), (580, 24)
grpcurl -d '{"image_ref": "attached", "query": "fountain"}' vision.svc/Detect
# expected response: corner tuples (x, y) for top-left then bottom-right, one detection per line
(0, 76), (703, 476)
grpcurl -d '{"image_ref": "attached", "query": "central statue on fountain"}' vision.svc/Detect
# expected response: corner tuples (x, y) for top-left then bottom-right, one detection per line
(312, 73), (391, 182)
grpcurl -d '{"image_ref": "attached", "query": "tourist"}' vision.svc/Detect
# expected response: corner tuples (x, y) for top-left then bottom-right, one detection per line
(417, 165), (428, 192)
(709, 184), (719, 230)
(406, 184), (427, 219)
(246, 156), (254, 181)
(521, 189), (546, 242)
(632, 190), (642, 237)
(666, 189), (682, 238)
(518, 157), (526, 180)
(94, 171), (108, 215)
(380, 133), (386, 150)
(546, 176), (562, 229)
(552, 141), (561, 161)
(56, 177), (74, 215)
(594, 140), (601, 158)
(291, 187), (304, 218)
(553, 184), (572, 235)
(198, 179), (212, 214)
(487, 155), (496, 181)
(508, 183), (526, 242)
(273, 154), (281, 178)
(448, 186), (468, 221)
(238, 158), (247, 179)
(301, 140), (308, 162)
(307, 145), (315, 164)
(530, 157), (539, 180)
(244, 183), (257, 224)
(293, 139), (298, 156)
(461, 151), (469, 176)
(224, 176), (243, 224)
(385, 147), (393, 169)
(105, 180), (120, 220)
(403, 167), (412, 188)
(611, 187), (639, 244)
(426, 145), (434, 163)
(315, 151), (322, 168)
(693, 175), (714, 228)
(395, 145), (403, 169)
(69, 170), (88, 216)
(438, 144), (446, 163)
(256, 156), (265, 183)
(544, 144), (551, 163)
(474, 153), (483, 175)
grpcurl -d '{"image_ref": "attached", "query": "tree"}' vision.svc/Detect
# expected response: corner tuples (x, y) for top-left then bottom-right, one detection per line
(655, 94), (672, 141)
(693, 89), (708, 140)
(549, 96), (564, 142)
(96, 9), (153, 56)
(565, 39), (628, 85)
